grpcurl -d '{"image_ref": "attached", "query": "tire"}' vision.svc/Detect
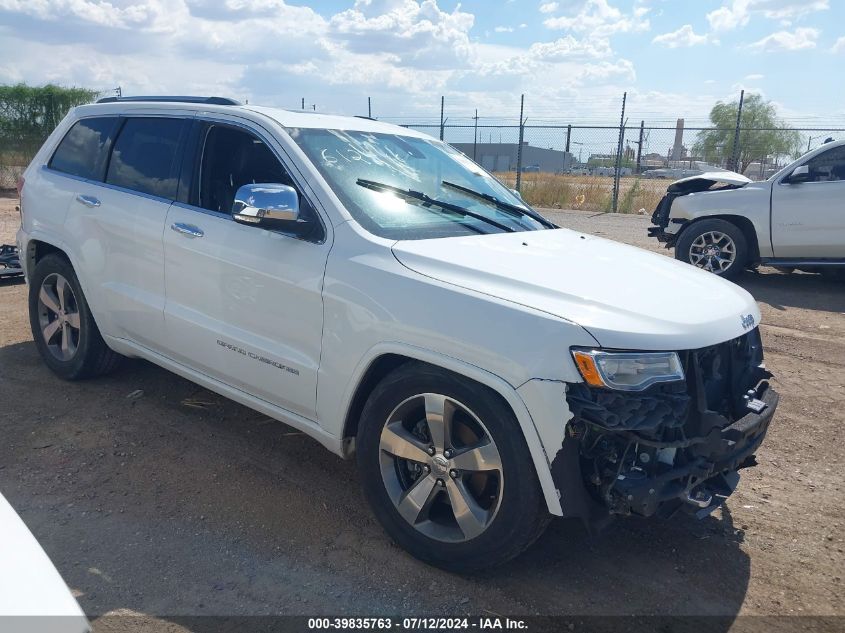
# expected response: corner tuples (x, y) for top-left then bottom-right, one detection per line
(356, 362), (549, 572)
(675, 218), (748, 279)
(28, 253), (122, 380)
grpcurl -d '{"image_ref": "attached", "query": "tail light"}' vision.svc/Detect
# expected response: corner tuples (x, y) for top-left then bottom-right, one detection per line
(16, 176), (25, 219)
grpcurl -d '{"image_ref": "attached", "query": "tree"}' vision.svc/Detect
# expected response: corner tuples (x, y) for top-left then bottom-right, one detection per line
(693, 93), (803, 175)
(0, 83), (98, 160)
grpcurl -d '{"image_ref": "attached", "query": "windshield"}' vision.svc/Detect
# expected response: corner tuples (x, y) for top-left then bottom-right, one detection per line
(288, 128), (549, 240)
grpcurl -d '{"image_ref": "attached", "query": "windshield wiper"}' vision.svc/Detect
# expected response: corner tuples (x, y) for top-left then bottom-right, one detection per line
(442, 181), (557, 228)
(356, 179), (515, 233)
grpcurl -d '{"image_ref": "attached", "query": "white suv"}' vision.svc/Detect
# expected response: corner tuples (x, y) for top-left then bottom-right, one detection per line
(17, 96), (778, 570)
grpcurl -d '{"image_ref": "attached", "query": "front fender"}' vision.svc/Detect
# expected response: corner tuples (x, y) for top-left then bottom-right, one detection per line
(667, 186), (772, 256)
(337, 342), (566, 516)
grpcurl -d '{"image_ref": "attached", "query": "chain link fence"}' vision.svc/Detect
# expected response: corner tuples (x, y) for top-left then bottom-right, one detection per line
(398, 120), (843, 214)
(2, 87), (842, 216)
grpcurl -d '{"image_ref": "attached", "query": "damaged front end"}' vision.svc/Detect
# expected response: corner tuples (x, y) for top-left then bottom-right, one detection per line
(555, 328), (776, 523)
(648, 171), (751, 247)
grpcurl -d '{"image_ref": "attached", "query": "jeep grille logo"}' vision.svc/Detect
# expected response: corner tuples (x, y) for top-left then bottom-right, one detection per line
(741, 314), (755, 330)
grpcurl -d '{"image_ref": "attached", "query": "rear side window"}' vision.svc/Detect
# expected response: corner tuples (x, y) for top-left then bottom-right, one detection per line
(49, 117), (117, 180)
(106, 117), (187, 199)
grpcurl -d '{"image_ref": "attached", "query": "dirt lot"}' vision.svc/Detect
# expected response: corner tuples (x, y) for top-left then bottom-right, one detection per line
(1, 196), (843, 630)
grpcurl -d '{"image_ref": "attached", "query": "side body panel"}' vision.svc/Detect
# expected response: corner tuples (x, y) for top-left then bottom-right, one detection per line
(771, 178), (845, 258)
(62, 176), (171, 347)
(163, 204), (330, 419)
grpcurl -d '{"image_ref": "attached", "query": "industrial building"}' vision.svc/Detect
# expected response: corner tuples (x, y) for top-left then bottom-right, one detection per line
(451, 142), (575, 174)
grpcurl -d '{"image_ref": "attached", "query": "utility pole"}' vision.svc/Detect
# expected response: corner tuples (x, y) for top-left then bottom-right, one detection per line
(439, 96), (445, 141)
(730, 89), (745, 171)
(472, 109), (479, 162)
(565, 124), (571, 172)
(301, 97), (305, 110)
(611, 91), (627, 213)
(368, 97), (372, 119)
(515, 94), (525, 192)
(635, 120), (645, 174)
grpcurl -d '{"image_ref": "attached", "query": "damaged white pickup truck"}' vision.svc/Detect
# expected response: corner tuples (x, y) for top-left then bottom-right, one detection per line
(649, 139), (845, 278)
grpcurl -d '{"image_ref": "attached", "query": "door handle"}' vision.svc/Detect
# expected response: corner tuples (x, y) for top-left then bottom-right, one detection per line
(171, 223), (204, 238)
(76, 194), (100, 208)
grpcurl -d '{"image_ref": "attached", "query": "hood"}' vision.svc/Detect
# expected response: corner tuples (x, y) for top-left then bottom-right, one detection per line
(669, 170), (752, 191)
(392, 229), (760, 351)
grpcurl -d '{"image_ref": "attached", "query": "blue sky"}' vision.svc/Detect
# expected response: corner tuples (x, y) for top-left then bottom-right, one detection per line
(0, 0), (841, 126)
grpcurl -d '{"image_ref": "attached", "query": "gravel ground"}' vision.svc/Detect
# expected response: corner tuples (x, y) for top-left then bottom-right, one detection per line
(1, 197), (843, 630)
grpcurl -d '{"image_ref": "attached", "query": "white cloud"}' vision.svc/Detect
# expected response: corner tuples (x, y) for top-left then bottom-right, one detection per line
(745, 73), (764, 80)
(707, 0), (751, 31)
(652, 24), (711, 48)
(494, 26), (514, 33)
(543, 0), (649, 37)
(756, 0), (828, 20)
(529, 35), (613, 59)
(539, 2), (559, 13)
(748, 27), (819, 52)
(707, 0), (828, 32)
(329, 0), (475, 69)
(832, 36), (845, 53)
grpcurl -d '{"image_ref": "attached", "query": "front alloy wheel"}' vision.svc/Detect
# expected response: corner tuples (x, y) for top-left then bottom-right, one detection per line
(688, 231), (736, 274)
(379, 393), (503, 543)
(357, 362), (549, 571)
(675, 218), (748, 280)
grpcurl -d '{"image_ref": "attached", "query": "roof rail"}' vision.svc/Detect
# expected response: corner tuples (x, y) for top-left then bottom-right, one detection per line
(96, 96), (241, 106)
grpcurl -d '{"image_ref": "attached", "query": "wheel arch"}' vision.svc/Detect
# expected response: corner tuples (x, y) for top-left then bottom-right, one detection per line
(24, 235), (111, 342)
(25, 237), (68, 276)
(676, 215), (761, 264)
(338, 343), (564, 516)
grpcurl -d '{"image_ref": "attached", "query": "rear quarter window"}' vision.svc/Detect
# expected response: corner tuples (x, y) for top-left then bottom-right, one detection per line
(106, 117), (187, 199)
(49, 117), (118, 180)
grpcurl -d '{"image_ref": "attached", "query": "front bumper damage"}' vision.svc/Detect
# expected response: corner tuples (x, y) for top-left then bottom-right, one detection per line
(552, 328), (777, 523)
(647, 173), (748, 247)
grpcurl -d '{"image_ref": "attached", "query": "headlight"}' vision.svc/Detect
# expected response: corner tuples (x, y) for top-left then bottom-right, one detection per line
(571, 349), (684, 391)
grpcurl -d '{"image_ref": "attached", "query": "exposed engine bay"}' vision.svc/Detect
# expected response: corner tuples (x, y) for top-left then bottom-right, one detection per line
(555, 328), (777, 522)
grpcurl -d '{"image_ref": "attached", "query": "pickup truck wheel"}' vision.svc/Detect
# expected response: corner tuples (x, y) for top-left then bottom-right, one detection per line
(675, 219), (747, 279)
(28, 254), (122, 380)
(356, 362), (549, 571)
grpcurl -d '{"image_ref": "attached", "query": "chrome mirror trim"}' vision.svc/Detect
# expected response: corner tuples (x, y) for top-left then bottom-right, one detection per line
(232, 183), (300, 226)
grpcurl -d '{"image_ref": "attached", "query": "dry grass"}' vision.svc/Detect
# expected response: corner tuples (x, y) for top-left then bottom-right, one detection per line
(495, 172), (666, 214)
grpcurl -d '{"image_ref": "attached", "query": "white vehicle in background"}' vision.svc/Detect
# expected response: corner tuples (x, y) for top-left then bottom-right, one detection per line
(0, 493), (89, 633)
(17, 96), (777, 571)
(649, 139), (845, 278)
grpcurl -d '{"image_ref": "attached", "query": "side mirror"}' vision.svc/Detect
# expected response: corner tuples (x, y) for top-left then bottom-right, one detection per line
(786, 164), (811, 184)
(232, 183), (311, 234)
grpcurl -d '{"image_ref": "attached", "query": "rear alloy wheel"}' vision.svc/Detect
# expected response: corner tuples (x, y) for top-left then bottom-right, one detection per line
(676, 219), (748, 279)
(28, 253), (122, 380)
(357, 362), (549, 571)
(36, 272), (81, 362)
